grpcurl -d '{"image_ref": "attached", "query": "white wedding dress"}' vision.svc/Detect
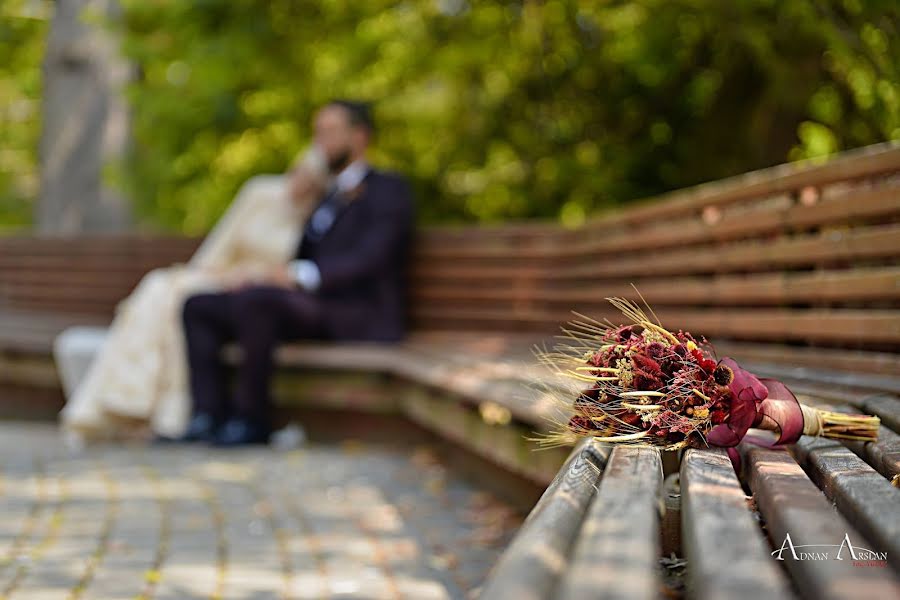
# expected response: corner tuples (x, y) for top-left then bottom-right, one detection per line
(55, 175), (308, 446)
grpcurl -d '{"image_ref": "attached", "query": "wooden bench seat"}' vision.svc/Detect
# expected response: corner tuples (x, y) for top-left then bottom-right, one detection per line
(790, 436), (900, 570)
(482, 431), (900, 599)
(2, 142), (900, 597)
(742, 444), (900, 598)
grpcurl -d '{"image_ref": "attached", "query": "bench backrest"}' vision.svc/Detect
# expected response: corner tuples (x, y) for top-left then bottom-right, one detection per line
(0, 236), (200, 316)
(412, 142), (900, 351)
(1, 142), (898, 352)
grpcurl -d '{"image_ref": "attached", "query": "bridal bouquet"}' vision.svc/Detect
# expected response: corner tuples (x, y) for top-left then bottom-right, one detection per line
(535, 297), (880, 457)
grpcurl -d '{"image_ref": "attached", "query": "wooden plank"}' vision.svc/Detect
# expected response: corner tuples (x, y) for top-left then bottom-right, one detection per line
(414, 184), (900, 268)
(680, 448), (793, 600)
(577, 142), (900, 229)
(0, 311), (108, 354)
(413, 268), (900, 307)
(0, 257), (186, 272)
(844, 426), (900, 484)
(0, 237), (195, 250)
(711, 341), (900, 377)
(0, 254), (192, 265)
(738, 363), (900, 397)
(390, 349), (557, 430)
(0, 282), (133, 298)
(0, 270), (160, 286)
(742, 445), (900, 599)
(791, 437), (900, 571)
(409, 222), (900, 283)
(400, 387), (567, 484)
(0, 353), (61, 388)
(861, 395), (900, 434)
(273, 339), (558, 430)
(272, 369), (402, 414)
(0, 336), (59, 355)
(411, 306), (900, 345)
(479, 439), (609, 600)
(403, 334), (900, 380)
(0, 299), (122, 317)
(559, 223), (900, 279)
(415, 181), (900, 261)
(556, 446), (663, 600)
(401, 330), (544, 359)
(409, 265), (548, 283)
(0, 259), (192, 272)
(559, 184), (900, 259)
(273, 341), (409, 373)
(0, 285), (135, 303)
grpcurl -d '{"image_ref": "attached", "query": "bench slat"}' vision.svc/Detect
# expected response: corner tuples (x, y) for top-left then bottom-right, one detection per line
(738, 363), (900, 397)
(860, 395), (900, 434)
(681, 448), (793, 600)
(552, 224), (900, 278)
(412, 306), (900, 345)
(413, 268), (900, 307)
(479, 440), (609, 600)
(408, 221), (900, 284)
(742, 445), (900, 599)
(844, 427), (900, 483)
(711, 341), (900, 377)
(413, 182), (899, 261)
(556, 446), (662, 600)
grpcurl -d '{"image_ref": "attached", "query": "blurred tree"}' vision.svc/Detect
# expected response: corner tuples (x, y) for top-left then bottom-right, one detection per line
(2, 0), (898, 231)
(0, 0), (49, 231)
(38, 0), (134, 233)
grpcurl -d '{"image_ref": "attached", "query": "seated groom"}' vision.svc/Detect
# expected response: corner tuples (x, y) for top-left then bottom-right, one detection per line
(180, 100), (415, 445)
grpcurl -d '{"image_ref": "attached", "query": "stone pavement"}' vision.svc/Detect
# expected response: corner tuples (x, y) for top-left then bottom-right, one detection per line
(0, 422), (522, 600)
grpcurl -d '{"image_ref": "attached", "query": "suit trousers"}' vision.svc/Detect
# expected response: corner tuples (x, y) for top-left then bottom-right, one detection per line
(182, 285), (325, 426)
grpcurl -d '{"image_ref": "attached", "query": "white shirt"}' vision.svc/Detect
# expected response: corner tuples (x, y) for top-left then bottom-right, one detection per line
(289, 160), (369, 292)
(334, 159), (369, 193)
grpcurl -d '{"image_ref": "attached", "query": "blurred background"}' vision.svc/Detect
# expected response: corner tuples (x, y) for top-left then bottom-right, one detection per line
(1, 0), (898, 234)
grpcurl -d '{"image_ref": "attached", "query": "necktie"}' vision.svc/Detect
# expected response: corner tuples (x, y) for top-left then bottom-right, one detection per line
(304, 186), (343, 244)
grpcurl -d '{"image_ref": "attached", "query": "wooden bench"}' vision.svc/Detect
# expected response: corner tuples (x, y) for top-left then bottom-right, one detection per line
(1, 142), (899, 597)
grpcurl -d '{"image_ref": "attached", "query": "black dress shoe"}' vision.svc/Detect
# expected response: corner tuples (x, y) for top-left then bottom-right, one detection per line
(180, 413), (218, 442)
(212, 418), (270, 447)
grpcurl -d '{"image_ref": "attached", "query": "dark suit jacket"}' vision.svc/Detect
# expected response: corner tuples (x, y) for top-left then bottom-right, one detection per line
(294, 168), (414, 342)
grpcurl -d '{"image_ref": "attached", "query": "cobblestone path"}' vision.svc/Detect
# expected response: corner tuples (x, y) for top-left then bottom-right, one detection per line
(0, 422), (522, 599)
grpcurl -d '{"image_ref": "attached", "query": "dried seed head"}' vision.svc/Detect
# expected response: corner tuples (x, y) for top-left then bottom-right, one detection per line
(713, 363), (734, 386)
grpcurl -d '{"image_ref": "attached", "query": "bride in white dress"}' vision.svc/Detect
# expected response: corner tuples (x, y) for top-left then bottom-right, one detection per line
(54, 148), (329, 446)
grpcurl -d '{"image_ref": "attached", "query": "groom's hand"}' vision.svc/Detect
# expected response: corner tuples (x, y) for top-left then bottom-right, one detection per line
(224, 267), (294, 290)
(263, 265), (297, 289)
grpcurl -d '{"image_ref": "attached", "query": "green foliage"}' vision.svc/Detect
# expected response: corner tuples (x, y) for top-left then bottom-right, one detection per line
(2, 1), (898, 230)
(0, 0), (49, 230)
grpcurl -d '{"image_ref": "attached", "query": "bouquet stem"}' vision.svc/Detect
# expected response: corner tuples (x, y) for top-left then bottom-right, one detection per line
(756, 404), (880, 442)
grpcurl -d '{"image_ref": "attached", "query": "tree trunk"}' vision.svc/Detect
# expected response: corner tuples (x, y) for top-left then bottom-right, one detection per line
(38, 0), (132, 233)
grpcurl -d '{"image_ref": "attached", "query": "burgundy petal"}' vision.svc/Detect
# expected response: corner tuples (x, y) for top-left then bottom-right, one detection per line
(756, 377), (804, 445)
(707, 423), (741, 446)
(721, 357), (768, 404)
(706, 358), (768, 448)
